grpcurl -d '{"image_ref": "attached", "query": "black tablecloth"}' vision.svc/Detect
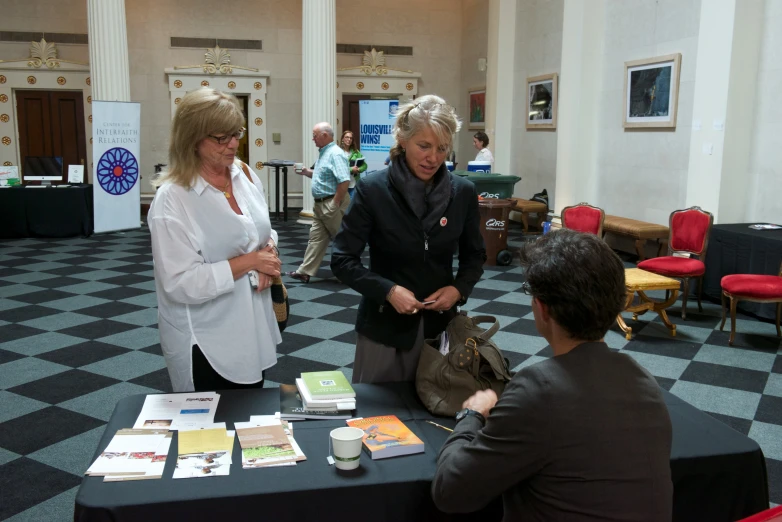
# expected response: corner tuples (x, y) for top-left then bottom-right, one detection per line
(703, 224), (782, 319)
(74, 383), (769, 522)
(0, 185), (93, 238)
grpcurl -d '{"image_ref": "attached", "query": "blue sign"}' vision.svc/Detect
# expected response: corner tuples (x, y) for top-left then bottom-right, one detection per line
(96, 147), (139, 196)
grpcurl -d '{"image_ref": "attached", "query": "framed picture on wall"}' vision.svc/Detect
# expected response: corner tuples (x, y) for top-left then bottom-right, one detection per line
(623, 53), (682, 128)
(526, 73), (558, 130)
(468, 87), (486, 130)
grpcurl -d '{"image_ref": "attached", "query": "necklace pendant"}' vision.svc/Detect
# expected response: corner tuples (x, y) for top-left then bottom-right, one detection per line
(224, 192), (231, 199)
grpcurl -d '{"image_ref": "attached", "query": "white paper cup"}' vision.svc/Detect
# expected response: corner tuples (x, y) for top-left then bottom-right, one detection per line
(330, 427), (364, 470)
(294, 162), (304, 173)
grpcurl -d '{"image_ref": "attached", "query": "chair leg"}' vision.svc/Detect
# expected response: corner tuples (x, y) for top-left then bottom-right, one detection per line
(681, 278), (691, 320)
(776, 302), (781, 338)
(697, 277), (703, 313)
(720, 292), (727, 331)
(665, 290), (670, 301)
(729, 296), (738, 346)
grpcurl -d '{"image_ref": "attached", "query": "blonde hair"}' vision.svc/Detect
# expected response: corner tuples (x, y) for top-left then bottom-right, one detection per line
(153, 88), (245, 188)
(390, 94), (461, 160)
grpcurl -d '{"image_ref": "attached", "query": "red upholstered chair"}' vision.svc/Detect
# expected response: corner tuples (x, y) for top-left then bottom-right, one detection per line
(561, 202), (605, 236)
(720, 261), (782, 346)
(636, 206), (713, 319)
(737, 505), (782, 522)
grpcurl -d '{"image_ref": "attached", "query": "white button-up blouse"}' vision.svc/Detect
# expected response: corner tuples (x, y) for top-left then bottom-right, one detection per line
(148, 162), (281, 392)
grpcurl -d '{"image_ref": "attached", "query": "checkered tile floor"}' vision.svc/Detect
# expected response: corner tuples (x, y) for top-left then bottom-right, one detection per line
(1, 216), (780, 520)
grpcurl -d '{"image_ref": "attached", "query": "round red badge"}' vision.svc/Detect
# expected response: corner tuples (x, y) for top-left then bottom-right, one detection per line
(440, 217), (448, 227)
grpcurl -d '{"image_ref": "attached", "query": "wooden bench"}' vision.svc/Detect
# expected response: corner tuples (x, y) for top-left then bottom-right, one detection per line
(509, 197), (548, 233)
(602, 215), (669, 261)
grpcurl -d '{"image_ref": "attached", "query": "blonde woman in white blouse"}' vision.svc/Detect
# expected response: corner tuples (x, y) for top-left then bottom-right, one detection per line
(149, 88), (282, 392)
(472, 131), (494, 165)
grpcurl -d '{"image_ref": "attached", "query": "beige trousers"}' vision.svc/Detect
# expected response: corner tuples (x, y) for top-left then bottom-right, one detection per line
(297, 195), (350, 277)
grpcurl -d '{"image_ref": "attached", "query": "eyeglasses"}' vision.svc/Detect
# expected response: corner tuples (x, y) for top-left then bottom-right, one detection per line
(208, 127), (246, 145)
(521, 281), (534, 296)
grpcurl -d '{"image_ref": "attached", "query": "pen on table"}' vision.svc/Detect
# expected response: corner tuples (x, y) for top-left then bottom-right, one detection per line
(426, 420), (453, 432)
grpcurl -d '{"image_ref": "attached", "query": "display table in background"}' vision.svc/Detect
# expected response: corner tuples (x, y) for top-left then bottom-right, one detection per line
(0, 185), (93, 239)
(74, 382), (768, 522)
(703, 224), (782, 320)
(265, 160), (294, 221)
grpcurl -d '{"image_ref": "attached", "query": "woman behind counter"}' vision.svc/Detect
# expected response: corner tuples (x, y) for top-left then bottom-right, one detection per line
(338, 129), (367, 199)
(331, 94), (486, 384)
(149, 88), (282, 392)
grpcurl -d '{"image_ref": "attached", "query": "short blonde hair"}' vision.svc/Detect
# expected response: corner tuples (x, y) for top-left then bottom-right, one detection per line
(153, 88), (245, 188)
(390, 94), (461, 160)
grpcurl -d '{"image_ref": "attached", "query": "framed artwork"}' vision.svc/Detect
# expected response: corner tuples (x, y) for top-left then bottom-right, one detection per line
(468, 87), (485, 130)
(526, 73), (558, 130)
(623, 53), (682, 128)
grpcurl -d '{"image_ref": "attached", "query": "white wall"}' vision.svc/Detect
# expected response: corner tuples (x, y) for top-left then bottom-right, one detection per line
(593, 0), (701, 225)
(511, 0), (563, 199)
(458, 0), (489, 162)
(747, 0), (782, 223)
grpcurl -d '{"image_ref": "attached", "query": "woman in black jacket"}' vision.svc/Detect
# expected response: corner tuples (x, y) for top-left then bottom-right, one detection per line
(331, 94), (486, 384)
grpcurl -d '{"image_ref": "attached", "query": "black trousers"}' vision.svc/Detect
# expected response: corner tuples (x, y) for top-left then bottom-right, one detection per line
(191, 345), (266, 392)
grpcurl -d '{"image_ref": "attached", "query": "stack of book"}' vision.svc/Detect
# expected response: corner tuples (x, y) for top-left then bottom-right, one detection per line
(284, 370), (356, 420)
(235, 415), (306, 468)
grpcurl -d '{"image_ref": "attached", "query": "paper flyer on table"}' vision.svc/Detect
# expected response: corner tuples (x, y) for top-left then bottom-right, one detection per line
(236, 422), (299, 468)
(86, 429), (169, 476)
(133, 392), (220, 430)
(103, 433), (172, 482)
(173, 428), (235, 479)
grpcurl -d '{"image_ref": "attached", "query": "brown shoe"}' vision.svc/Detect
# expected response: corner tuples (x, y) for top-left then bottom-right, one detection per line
(286, 271), (310, 283)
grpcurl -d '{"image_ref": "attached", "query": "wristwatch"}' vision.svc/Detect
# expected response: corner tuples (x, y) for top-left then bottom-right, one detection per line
(455, 408), (486, 425)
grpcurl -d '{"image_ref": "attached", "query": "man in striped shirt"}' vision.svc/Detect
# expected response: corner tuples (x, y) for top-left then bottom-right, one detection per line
(287, 122), (351, 283)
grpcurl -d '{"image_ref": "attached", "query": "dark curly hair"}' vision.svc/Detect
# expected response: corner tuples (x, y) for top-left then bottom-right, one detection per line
(519, 229), (626, 341)
(473, 131), (489, 148)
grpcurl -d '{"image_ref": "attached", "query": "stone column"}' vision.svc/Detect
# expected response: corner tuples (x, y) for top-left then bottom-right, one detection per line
(87, 0), (131, 102)
(486, 0), (517, 175)
(300, 0), (337, 223)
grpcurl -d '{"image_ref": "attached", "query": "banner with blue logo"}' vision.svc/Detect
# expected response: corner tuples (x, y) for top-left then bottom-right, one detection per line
(92, 101), (141, 233)
(358, 100), (397, 174)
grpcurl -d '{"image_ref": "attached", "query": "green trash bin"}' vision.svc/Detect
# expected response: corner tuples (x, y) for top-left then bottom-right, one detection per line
(453, 171), (521, 199)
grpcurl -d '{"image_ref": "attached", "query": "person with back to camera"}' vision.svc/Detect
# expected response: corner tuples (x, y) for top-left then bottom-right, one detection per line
(472, 131), (494, 166)
(148, 88), (281, 392)
(338, 129), (367, 199)
(432, 229), (673, 522)
(331, 94), (486, 384)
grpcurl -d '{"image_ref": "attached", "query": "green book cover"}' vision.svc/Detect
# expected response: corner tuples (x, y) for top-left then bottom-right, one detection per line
(300, 371), (355, 400)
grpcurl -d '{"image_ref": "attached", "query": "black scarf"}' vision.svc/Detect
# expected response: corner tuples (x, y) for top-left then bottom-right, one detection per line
(388, 153), (452, 233)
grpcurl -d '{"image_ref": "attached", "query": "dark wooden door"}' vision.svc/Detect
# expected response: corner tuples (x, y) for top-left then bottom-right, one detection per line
(16, 90), (87, 182)
(342, 94), (370, 144)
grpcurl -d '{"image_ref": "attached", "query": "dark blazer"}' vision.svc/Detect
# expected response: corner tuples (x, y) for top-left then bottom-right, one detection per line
(432, 342), (673, 522)
(331, 168), (486, 350)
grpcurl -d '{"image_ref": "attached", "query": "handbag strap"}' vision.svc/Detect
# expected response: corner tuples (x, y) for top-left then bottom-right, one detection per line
(468, 315), (500, 341)
(239, 161), (253, 184)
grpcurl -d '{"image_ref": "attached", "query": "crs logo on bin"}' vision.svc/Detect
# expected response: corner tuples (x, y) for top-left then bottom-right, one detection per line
(480, 192), (500, 199)
(485, 218), (505, 230)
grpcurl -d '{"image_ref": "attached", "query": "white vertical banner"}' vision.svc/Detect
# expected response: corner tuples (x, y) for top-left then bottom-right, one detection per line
(358, 100), (397, 174)
(92, 101), (141, 233)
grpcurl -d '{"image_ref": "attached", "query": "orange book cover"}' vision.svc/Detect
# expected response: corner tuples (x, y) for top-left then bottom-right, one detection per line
(346, 415), (425, 460)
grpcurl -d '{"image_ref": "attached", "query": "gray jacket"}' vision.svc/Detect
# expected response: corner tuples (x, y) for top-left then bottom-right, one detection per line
(432, 342), (673, 521)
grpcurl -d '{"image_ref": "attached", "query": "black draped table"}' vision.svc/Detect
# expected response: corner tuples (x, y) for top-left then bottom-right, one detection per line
(74, 383), (769, 522)
(0, 185), (93, 239)
(703, 224), (782, 320)
(265, 160), (294, 222)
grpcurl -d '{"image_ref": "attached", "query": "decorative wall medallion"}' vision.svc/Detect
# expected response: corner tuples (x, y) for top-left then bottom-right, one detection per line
(173, 79), (182, 88)
(406, 83), (414, 91)
(381, 82), (389, 90)
(87, 96), (92, 104)
(175, 98), (181, 105)
(227, 81), (236, 89)
(3, 161), (11, 166)
(254, 82), (262, 90)
(356, 82), (365, 90)
(0, 95), (7, 103)
(90, 137), (93, 144)
(336, 82), (339, 88)
(336, 99), (339, 106)
(0, 114), (8, 123)
(337, 119), (339, 125)
(28, 38), (62, 69)
(96, 147), (139, 195)
(88, 115), (92, 123)
(2, 137), (11, 146)
(255, 161), (264, 170)
(254, 117), (263, 126)
(27, 76), (37, 85)
(254, 99), (262, 107)
(0, 75), (6, 84)
(255, 138), (264, 147)
(57, 76), (66, 85)
(86, 77), (90, 86)
(201, 80), (209, 87)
